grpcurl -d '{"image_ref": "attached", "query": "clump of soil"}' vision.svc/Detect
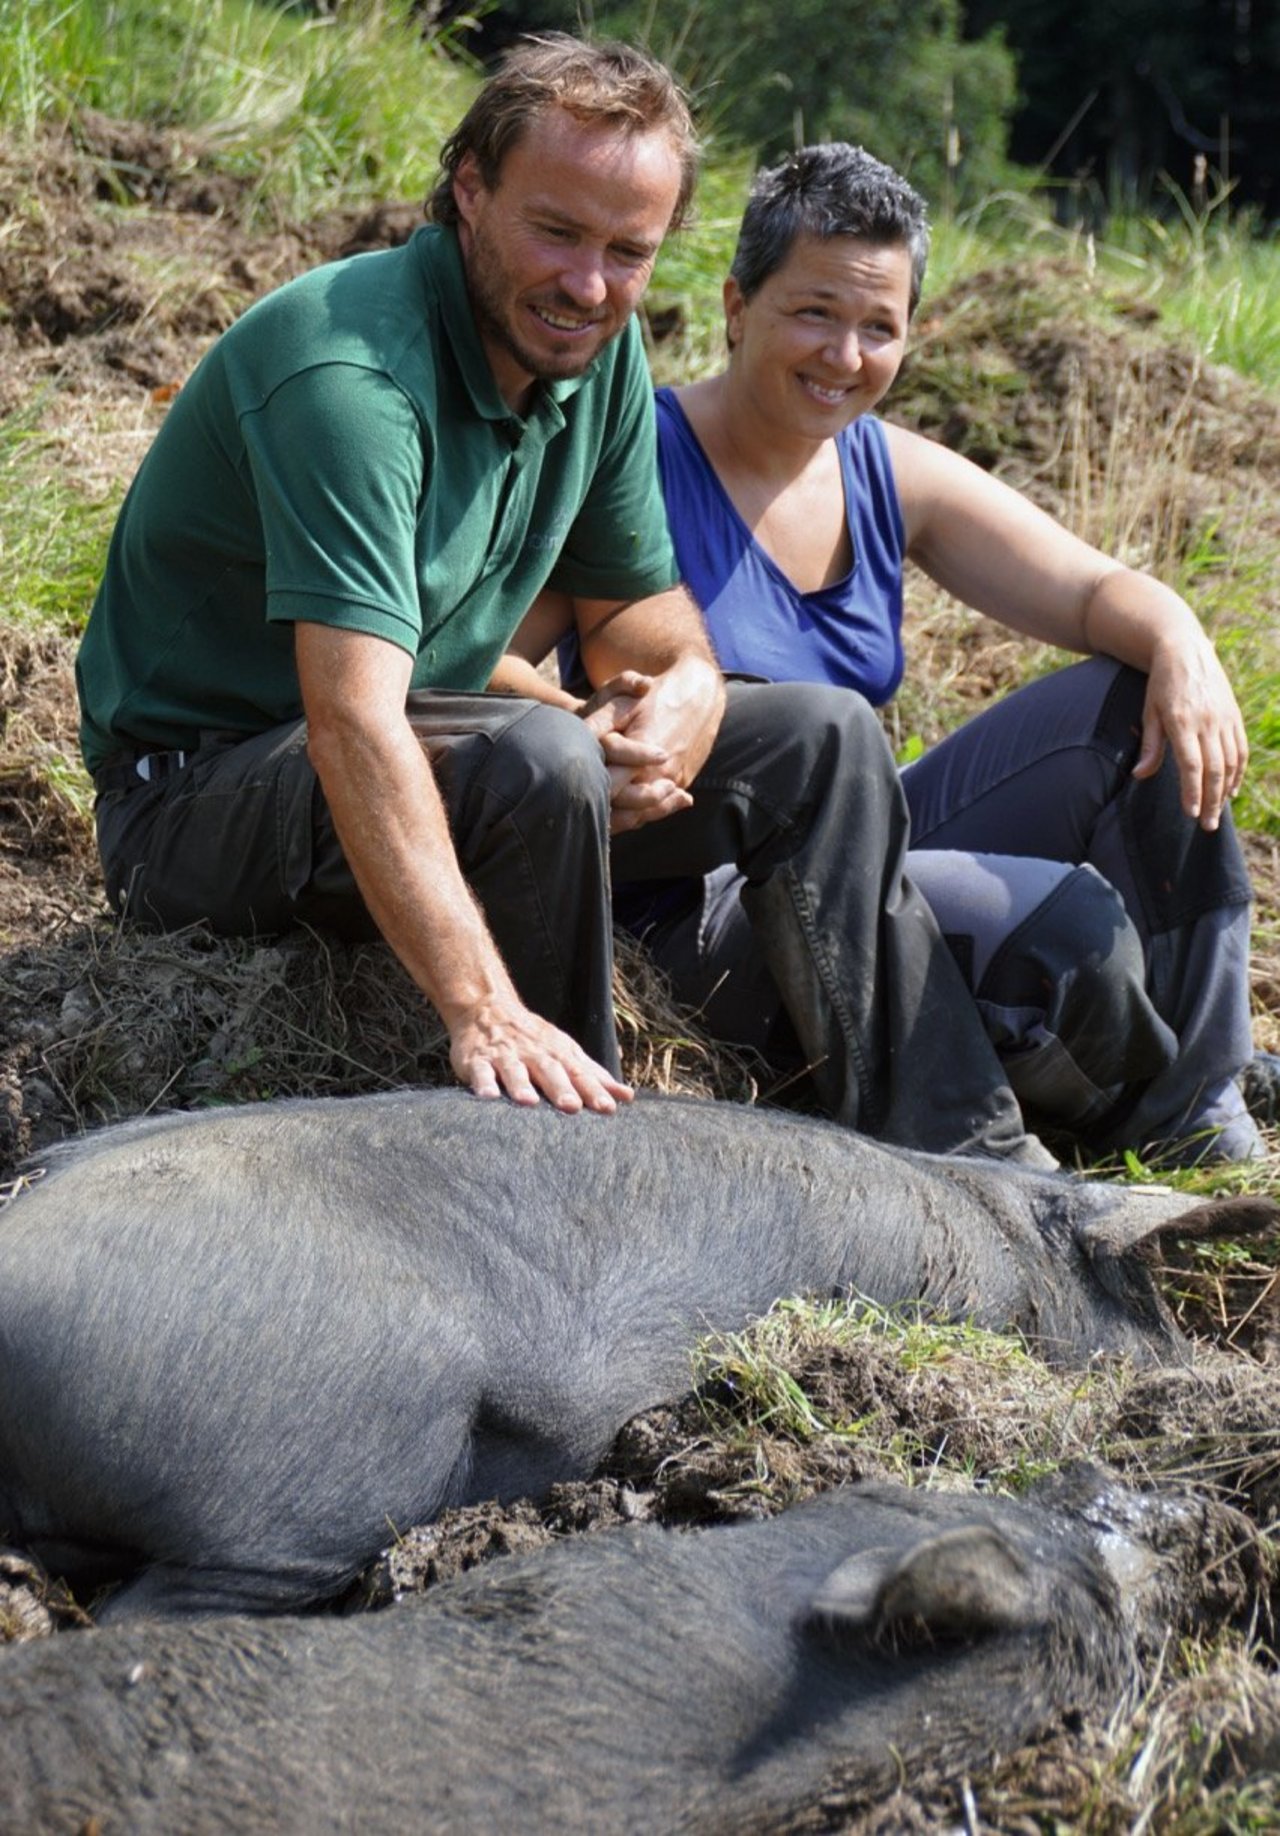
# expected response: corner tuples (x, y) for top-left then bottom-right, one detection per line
(1161, 1231), (1280, 1363)
(1105, 1360), (1280, 1525)
(362, 1499), (557, 1605)
(0, 114), (423, 410)
(0, 1553), (92, 1645)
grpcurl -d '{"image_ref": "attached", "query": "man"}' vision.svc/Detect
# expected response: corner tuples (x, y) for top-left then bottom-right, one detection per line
(77, 35), (1046, 1161)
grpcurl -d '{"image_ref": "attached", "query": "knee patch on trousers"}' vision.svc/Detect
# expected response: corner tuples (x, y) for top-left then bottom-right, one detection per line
(972, 864), (1177, 1129)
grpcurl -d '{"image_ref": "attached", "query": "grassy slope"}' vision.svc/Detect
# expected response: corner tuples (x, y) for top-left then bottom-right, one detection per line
(0, 0), (475, 215)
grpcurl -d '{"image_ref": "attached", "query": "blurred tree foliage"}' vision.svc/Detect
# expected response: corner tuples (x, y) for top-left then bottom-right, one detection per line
(472, 0), (1017, 209)
(425, 0), (1277, 222)
(965, 0), (1278, 220)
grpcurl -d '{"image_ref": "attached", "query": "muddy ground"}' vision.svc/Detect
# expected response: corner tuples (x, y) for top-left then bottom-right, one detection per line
(2, 114), (1280, 1831)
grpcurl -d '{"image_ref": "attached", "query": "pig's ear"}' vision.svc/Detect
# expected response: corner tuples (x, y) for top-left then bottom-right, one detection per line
(1078, 1191), (1280, 1262)
(803, 1524), (1040, 1646)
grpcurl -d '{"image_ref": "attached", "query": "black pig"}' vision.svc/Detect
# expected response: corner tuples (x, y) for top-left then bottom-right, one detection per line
(0, 1089), (1270, 1618)
(0, 1469), (1242, 1835)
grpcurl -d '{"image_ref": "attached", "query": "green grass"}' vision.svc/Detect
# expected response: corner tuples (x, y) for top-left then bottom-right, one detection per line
(0, 406), (122, 634)
(688, 1293), (1089, 1494)
(1196, 588), (1280, 838)
(0, 0), (474, 222)
(1099, 176), (1280, 390)
(924, 184), (1280, 391)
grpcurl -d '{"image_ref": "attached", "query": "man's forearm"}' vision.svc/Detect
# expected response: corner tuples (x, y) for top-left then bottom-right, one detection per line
(309, 712), (515, 1026)
(487, 652), (583, 710)
(295, 620), (628, 1111)
(577, 584), (715, 685)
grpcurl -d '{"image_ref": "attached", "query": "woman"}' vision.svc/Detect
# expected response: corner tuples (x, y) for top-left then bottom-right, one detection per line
(509, 144), (1270, 1161)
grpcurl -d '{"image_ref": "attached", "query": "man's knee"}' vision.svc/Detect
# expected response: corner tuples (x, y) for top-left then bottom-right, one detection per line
(718, 679), (897, 785)
(469, 701), (610, 818)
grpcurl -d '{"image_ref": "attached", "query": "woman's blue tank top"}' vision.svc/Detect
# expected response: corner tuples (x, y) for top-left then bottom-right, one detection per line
(655, 387), (906, 706)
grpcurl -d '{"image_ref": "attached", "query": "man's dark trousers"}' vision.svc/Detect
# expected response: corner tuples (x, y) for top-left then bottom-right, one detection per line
(94, 678), (1028, 1156)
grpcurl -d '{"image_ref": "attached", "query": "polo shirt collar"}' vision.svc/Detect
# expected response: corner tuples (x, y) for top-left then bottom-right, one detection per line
(419, 223), (596, 431)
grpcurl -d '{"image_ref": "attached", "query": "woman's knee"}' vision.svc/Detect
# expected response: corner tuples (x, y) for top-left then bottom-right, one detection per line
(902, 658), (1146, 856)
(984, 864), (1175, 1108)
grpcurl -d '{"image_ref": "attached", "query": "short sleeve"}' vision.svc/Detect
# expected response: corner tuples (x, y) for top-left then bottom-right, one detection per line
(244, 363), (428, 654)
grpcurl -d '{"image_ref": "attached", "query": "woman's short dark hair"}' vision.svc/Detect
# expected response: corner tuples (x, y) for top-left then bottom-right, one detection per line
(730, 143), (929, 315)
(427, 34), (698, 232)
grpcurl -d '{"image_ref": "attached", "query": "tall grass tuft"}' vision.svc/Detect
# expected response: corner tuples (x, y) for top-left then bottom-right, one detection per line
(1103, 175), (1280, 389)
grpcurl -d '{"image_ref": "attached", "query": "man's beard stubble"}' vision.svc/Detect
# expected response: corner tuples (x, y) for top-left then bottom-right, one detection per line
(462, 226), (613, 389)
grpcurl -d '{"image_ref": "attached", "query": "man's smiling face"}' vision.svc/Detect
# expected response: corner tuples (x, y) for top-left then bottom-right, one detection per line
(452, 105), (682, 412)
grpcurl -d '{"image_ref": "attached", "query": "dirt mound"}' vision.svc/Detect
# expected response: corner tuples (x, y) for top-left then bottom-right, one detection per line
(1106, 1361), (1280, 1523)
(0, 636), (102, 1154)
(7, 118), (1276, 519)
(0, 113), (419, 408)
(0, 629), (92, 862)
(899, 256), (1280, 501)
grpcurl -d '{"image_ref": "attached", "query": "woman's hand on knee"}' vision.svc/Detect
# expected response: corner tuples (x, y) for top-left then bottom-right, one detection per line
(1134, 637), (1248, 830)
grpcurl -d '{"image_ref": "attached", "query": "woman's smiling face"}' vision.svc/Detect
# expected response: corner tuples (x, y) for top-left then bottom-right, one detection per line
(724, 232), (913, 439)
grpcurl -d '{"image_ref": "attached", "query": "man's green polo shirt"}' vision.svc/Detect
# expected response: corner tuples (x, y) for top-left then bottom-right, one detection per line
(77, 225), (679, 772)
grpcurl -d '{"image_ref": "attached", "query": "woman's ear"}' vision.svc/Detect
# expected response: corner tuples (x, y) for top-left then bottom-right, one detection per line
(723, 275), (744, 351)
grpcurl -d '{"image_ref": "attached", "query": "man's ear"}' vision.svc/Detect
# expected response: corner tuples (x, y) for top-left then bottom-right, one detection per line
(452, 151), (486, 230)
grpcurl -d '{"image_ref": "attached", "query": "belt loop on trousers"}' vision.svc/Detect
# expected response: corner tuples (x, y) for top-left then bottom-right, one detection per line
(93, 749), (192, 796)
(135, 750), (188, 782)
